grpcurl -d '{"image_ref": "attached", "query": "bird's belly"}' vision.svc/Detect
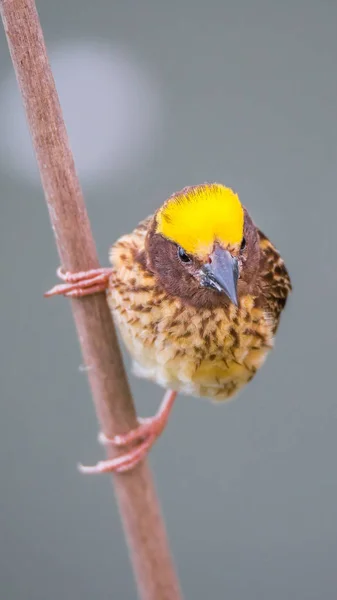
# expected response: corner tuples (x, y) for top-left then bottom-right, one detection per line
(109, 282), (273, 402)
(118, 319), (270, 401)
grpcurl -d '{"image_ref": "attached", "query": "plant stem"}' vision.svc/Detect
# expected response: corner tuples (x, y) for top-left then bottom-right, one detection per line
(0, 1), (182, 599)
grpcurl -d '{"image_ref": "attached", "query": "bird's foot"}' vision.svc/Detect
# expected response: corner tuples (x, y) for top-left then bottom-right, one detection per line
(79, 390), (177, 474)
(44, 266), (113, 298)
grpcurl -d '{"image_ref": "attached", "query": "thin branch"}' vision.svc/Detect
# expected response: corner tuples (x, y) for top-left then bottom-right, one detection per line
(0, 1), (182, 599)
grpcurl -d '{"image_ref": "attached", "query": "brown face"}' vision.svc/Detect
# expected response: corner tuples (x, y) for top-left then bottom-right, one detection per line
(145, 208), (261, 309)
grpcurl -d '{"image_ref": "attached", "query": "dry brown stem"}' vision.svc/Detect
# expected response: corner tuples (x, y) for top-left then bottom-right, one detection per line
(0, 1), (182, 598)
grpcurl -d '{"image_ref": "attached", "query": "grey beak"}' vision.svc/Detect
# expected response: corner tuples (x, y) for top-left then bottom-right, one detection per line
(200, 246), (239, 306)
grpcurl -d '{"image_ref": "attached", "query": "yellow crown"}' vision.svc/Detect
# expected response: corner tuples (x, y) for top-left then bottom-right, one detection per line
(156, 183), (244, 257)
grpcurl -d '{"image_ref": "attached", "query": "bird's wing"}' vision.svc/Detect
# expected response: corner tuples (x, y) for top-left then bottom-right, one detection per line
(257, 229), (292, 330)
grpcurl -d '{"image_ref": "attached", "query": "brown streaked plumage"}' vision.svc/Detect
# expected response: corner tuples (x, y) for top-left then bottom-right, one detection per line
(46, 183), (291, 473)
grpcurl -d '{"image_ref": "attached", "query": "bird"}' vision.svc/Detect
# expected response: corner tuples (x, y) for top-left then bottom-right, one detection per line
(46, 183), (291, 474)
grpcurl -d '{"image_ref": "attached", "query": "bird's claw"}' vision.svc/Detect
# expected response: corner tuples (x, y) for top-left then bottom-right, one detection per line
(79, 416), (163, 474)
(78, 435), (155, 474)
(98, 416), (162, 448)
(44, 267), (112, 298)
(79, 390), (177, 474)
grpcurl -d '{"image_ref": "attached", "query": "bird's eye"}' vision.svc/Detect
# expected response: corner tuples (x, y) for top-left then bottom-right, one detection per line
(178, 247), (192, 263)
(240, 237), (246, 252)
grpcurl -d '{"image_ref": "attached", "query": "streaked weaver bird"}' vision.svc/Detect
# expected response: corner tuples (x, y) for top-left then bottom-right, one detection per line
(46, 183), (291, 473)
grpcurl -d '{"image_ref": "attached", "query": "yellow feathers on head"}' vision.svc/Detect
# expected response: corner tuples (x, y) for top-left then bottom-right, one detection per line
(156, 183), (244, 258)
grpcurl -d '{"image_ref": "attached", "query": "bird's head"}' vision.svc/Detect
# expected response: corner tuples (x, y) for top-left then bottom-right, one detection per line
(146, 183), (261, 308)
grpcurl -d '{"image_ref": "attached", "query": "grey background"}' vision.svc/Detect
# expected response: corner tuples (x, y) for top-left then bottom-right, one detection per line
(1, 1), (336, 599)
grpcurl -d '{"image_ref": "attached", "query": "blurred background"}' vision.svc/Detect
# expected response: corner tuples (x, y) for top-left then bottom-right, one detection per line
(0, 1), (336, 598)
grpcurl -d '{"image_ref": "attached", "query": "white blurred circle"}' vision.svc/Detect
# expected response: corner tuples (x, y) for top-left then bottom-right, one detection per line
(0, 41), (161, 186)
